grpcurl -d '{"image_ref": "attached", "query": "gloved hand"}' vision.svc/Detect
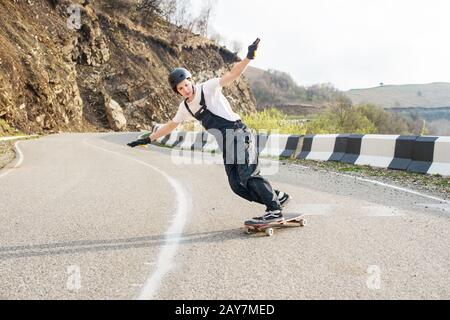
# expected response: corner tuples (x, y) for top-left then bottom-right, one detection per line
(246, 38), (260, 60)
(127, 137), (151, 148)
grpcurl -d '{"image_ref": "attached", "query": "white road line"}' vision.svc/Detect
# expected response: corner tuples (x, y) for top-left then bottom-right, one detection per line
(339, 173), (449, 204)
(83, 138), (191, 300)
(0, 141), (24, 179)
(137, 173), (190, 300)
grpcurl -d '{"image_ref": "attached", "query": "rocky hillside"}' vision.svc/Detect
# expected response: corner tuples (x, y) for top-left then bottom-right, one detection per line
(0, 0), (256, 135)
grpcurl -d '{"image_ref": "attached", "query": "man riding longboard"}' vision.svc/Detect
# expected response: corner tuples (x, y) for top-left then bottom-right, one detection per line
(127, 38), (291, 224)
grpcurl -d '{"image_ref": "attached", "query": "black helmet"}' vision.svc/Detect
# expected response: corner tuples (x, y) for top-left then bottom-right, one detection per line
(168, 68), (192, 93)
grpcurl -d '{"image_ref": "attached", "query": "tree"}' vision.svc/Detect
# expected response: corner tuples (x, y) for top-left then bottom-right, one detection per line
(170, 0), (194, 30)
(138, 0), (163, 18)
(193, 0), (216, 37)
(357, 104), (410, 134)
(331, 95), (353, 129)
(159, 0), (177, 22)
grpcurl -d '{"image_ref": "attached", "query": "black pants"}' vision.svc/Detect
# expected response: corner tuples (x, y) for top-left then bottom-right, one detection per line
(183, 88), (281, 212)
(222, 123), (281, 211)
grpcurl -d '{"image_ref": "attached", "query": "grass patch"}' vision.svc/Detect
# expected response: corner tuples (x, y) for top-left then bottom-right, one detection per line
(240, 108), (307, 135)
(0, 119), (25, 137)
(337, 166), (370, 173)
(0, 140), (15, 169)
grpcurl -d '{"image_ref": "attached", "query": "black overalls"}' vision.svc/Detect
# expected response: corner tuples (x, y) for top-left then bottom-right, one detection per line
(184, 86), (282, 211)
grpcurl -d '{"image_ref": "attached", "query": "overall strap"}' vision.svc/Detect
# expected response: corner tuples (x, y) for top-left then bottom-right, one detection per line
(183, 99), (196, 118)
(199, 87), (207, 108)
(183, 85), (207, 119)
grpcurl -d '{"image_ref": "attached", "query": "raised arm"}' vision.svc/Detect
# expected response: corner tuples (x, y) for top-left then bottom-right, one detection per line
(219, 38), (260, 87)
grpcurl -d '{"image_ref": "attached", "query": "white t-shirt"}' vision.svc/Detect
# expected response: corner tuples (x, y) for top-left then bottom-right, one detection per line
(172, 78), (241, 124)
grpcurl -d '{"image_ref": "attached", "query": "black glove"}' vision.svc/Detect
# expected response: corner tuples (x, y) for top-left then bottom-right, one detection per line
(246, 38), (260, 60)
(127, 137), (151, 148)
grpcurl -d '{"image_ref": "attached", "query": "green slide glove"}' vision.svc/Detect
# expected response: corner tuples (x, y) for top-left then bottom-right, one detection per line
(127, 137), (151, 148)
(246, 38), (260, 60)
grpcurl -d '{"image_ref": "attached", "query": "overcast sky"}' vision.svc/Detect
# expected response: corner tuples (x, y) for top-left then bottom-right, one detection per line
(191, 0), (450, 91)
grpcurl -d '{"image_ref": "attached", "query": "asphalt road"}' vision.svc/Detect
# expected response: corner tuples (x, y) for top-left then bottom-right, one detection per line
(0, 133), (449, 299)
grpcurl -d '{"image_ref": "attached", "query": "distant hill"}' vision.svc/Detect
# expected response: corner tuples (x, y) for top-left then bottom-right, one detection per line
(244, 67), (450, 135)
(246, 66), (450, 109)
(243, 66), (341, 114)
(244, 66), (309, 106)
(346, 83), (450, 136)
(244, 66), (265, 82)
(346, 83), (450, 108)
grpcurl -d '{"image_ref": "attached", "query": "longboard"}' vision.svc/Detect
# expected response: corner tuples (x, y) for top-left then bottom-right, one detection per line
(244, 213), (307, 237)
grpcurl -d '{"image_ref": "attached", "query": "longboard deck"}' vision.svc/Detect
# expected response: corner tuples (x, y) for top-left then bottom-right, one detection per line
(244, 213), (307, 236)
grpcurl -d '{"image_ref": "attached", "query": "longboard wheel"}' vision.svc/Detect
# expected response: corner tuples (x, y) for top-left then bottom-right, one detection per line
(299, 219), (307, 227)
(244, 227), (256, 235)
(265, 228), (274, 237)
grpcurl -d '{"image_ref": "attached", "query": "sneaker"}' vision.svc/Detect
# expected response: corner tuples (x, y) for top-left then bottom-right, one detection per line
(248, 209), (284, 225)
(278, 192), (291, 208)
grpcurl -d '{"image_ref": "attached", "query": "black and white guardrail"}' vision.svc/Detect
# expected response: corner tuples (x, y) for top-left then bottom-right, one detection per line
(297, 134), (450, 176)
(145, 124), (450, 177)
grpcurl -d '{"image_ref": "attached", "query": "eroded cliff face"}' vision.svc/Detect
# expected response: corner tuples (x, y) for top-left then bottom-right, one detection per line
(0, 0), (257, 134)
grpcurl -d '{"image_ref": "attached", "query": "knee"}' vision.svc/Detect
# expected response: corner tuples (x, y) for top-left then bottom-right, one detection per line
(245, 176), (263, 188)
(228, 177), (243, 195)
